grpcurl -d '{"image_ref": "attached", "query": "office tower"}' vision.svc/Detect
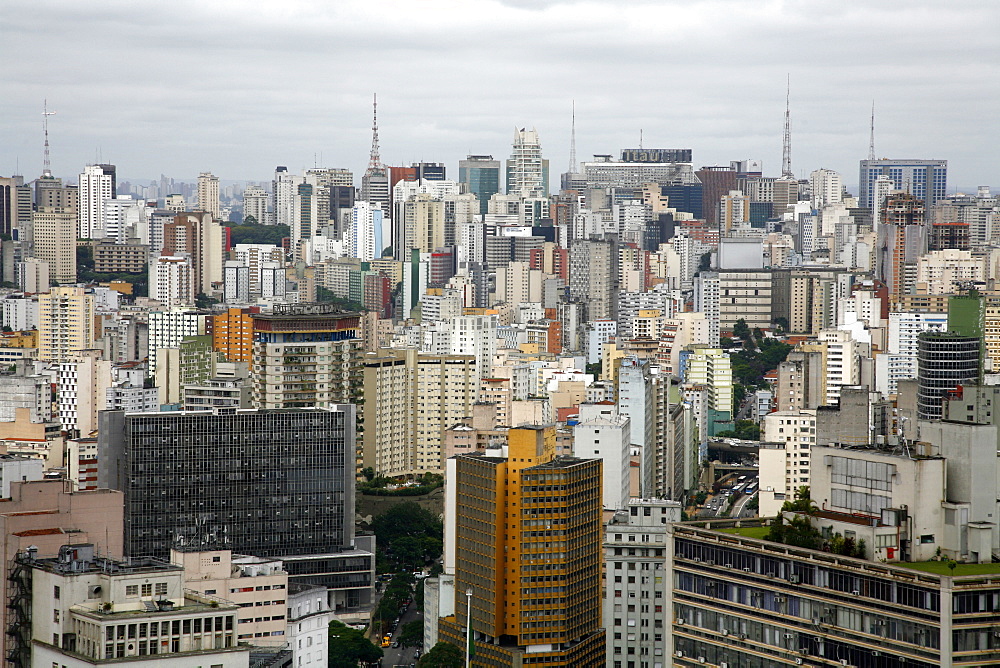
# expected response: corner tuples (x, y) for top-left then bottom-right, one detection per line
(439, 427), (605, 666)
(809, 167), (843, 208)
(603, 500), (679, 665)
(1, 481), (125, 665)
(150, 255), (195, 307)
(99, 406), (356, 563)
(292, 179), (323, 242)
(362, 348), (477, 476)
(37, 286), (95, 362)
(458, 155), (500, 215)
(772, 176), (799, 218)
(569, 238), (617, 321)
(695, 166), (737, 228)
(196, 171), (220, 219)
(916, 332), (981, 420)
(273, 166), (301, 228)
(32, 182), (77, 283)
(251, 304), (362, 410)
(506, 127), (548, 196)
(718, 190), (749, 235)
(859, 158), (947, 211)
(0, 175), (32, 238)
(410, 161), (446, 181)
(77, 163), (116, 239)
(876, 192), (926, 299)
(242, 184), (268, 224)
(162, 211), (224, 295)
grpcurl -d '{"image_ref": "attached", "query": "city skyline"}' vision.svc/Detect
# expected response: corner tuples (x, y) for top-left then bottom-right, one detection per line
(2, 0), (998, 188)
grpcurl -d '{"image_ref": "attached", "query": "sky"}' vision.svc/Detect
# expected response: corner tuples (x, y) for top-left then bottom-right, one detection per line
(2, 0), (998, 191)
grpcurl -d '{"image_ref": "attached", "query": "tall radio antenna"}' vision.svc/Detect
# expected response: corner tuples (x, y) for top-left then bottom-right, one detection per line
(42, 99), (56, 177)
(868, 101), (876, 161)
(568, 100), (577, 174)
(365, 93), (384, 177)
(781, 75), (793, 179)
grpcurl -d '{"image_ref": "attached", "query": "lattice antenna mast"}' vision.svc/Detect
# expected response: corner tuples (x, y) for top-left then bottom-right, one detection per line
(42, 99), (56, 177)
(568, 100), (577, 174)
(868, 101), (876, 161)
(365, 93), (384, 177)
(781, 76), (793, 178)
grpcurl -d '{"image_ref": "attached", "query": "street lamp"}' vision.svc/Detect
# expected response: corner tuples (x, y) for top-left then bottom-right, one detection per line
(465, 588), (473, 668)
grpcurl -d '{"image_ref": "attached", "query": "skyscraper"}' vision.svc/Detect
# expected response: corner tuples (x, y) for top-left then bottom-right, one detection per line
(345, 200), (383, 261)
(505, 127), (549, 197)
(458, 155), (500, 215)
(858, 158), (947, 211)
(272, 166), (301, 229)
(32, 181), (77, 283)
(439, 427), (605, 666)
(197, 171), (221, 219)
(77, 163), (116, 239)
(38, 286), (95, 362)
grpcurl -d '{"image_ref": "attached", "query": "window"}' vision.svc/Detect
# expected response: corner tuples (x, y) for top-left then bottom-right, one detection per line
(53, 586), (60, 600)
(141, 583), (152, 597)
(53, 610), (60, 623)
(126, 585), (138, 597)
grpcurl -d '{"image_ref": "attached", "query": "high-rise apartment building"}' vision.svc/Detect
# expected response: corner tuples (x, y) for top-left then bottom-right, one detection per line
(251, 304), (363, 410)
(242, 184), (268, 224)
(362, 348), (477, 476)
(876, 192), (926, 299)
(99, 406), (356, 567)
(196, 171), (221, 219)
(438, 427), (605, 667)
(809, 167), (843, 208)
(273, 166), (301, 228)
(38, 286), (95, 362)
(345, 201), (383, 261)
(162, 211), (224, 295)
(458, 155), (501, 215)
(569, 238), (617, 321)
(32, 182), (78, 283)
(916, 332), (981, 420)
(859, 158), (947, 211)
(603, 499), (680, 666)
(78, 163), (116, 239)
(150, 255), (195, 307)
(506, 128), (549, 197)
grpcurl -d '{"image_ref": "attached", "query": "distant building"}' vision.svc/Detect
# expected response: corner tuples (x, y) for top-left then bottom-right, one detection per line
(859, 158), (947, 211)
(458, 155), (500, 215)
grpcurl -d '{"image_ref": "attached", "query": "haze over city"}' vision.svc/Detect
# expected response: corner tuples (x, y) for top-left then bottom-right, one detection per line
(3, 0), (998, 187)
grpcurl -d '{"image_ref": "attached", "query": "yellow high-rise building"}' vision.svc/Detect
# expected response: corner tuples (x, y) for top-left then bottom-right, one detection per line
(439, 426), (605, 667)
(38, 287), (95, 362)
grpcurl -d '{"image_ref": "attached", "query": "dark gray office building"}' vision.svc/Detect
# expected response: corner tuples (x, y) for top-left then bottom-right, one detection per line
(98, 406), (362, 592)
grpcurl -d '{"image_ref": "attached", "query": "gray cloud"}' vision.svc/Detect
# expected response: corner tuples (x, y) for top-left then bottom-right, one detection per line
(2, 0), (997, 189)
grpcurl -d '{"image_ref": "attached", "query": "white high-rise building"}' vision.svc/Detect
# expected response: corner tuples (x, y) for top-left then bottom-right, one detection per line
(809, 168), (843, 208)
(574, 402), (630, 510)
(345, 201), (383, 261)
(273, 166), (301, 229)
(243, 184), (268, 225)
(101, 195), (148, 242)
(150, 255), (195, 308)
(233, 243), (285, 295)
(197, 171), (221, 219)
(506, 128), (547, 197)
(77, 163), (115, 239)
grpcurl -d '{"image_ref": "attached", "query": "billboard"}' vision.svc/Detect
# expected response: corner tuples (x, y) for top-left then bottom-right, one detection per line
(620, 148), (692, 163)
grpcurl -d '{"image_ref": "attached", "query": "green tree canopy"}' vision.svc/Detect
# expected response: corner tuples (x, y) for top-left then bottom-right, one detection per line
(399, 619), (424, 647)
(417, 642), (463, 668)
(373, 502), (444, 571)
(228, 222), (289, 246)
(328, 621), (382, 668)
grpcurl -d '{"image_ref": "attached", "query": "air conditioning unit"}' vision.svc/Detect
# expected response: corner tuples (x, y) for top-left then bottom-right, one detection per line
(705, 560), (715, 566)
(851, 589), (860, 596)
(724, 563), (733, 568)
(795, 660), (804, 666)
(720, 663), (729, 668)
(87, 585), (103, 598)
(743, 567), (752, 573)
(766, 571), (776, 578)
(784, 633), (795, 640)
(675, 650), (684, 658)
(841, 660), (850, 667)
(721, 629), (729, 637)
(676, 618), (685, 626)
(698, 658), (706, 664)
(789, 574), (801, 584)
(871, 651), (881, 657)
(739, 633), (747, 640)
(775, 596), (786, 603)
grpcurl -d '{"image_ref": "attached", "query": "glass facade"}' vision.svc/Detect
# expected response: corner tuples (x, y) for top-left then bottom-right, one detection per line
(104, 408), (353, 562)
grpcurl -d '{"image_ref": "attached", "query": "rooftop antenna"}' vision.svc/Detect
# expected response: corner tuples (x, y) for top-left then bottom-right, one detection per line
(365, 93), (384, 177)
(42, 99), (56, 177)
(568, 100), (577, 174)
(781, 75), (793, 179)
(868, 101), (876, 161)
(639, 128), (643, 150)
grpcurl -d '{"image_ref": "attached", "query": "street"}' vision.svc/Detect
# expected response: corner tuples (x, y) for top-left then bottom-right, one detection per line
(378, 596), (421, 667)
(732, 490), (758, 518)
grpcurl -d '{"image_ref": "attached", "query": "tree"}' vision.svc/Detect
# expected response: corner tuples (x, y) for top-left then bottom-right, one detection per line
(228, 222), (289, 246)
(316, 286), (366, 312)
(328, 621), (382, 668)
(399, 619), (423, 647)
(242, 214), (259, 225)
(417, 642), (463, 668)
(733, 318), (750, 340)
(698, 251), (712, 273)
(361, 467), (376, 482)
(373, 502), (444, 570)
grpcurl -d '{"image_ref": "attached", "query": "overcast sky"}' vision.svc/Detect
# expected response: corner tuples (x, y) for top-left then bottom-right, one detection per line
(3, 0), (997, 190)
